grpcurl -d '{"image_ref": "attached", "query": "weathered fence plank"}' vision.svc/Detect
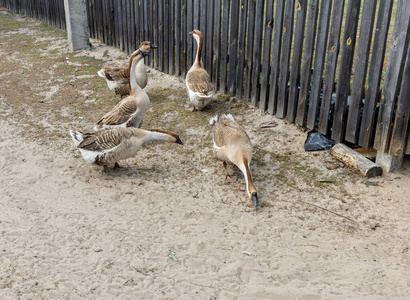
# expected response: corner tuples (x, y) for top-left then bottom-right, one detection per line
(228, 0), (240, 94)
(220, 0), (230, 93)
(175, 0), (181, 75)
(181, 0), (187, 76)
(331, 0), (361, 142)
(258, 0), (276, 112)
(358, 0), (393, 148)
(250, 0), (265, 106)
(212, 0), (222, 87)
(287, 0), (307, 123)
(345, 0), (377, 143)
(169, 0), (175, 74)
(276, 0), (295, 118)
(389, 45), (410, 156)
(235, 0), (249, 99)
(374, 0), (410, 152)
(244, 0), (255, 101)
(317, 0), (345, 135)
(295, 0), (319, 126)
(163, 0), (169, 73)
(187, 0), (193, 68)
(205, 0), (214, 78)
(306, 0), (332, 128)
(157, 0), (164, 71)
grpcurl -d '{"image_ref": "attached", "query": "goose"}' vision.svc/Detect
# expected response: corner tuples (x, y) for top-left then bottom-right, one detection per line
(97, 41), (157, 97)
(210, 114), (258, 207)
(95, 49), (150, 130)
(186, 29), (213, 111)
(70, 127), (183, 172)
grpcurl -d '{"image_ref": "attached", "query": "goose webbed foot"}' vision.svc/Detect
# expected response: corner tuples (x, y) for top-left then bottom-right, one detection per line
(223, 161), (238, 183)
(188, 106), (198, 112)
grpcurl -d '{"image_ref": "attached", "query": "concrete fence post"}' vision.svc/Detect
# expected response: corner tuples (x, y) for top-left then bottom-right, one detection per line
(64, 0), (90, 51)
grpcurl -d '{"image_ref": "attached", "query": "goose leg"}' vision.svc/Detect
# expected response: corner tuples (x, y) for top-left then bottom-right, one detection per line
(103, 165), (110, 173)
(223, 161), (237, 182)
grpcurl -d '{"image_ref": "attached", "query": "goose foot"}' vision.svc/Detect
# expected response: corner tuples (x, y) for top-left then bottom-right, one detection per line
(225, 174), (238, 183)
(188, 106), (198, 112)
(113, 162), (125, 170)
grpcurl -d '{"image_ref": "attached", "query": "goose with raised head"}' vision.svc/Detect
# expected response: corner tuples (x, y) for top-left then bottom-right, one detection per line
(70, 127), (183, 172)
(97, 41), (157, 97)
(95, 49), (150, 130)
(186, 29), (213, 111)
(210, 114), (258, 207)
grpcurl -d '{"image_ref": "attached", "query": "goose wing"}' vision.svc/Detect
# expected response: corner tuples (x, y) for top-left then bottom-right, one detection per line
(78, 127), (132, 151)
(186, 68), (212, 95)
(97, 97), (137, 126)
(102, 62), (128, 84)
(212, 115), (249, 148)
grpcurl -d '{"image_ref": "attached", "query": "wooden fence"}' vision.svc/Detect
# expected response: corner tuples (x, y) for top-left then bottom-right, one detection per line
(0, 0), (65, 30)
(1, 0), (409, 156)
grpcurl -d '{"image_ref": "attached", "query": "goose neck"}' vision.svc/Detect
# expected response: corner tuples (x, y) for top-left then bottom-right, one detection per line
(128, 53), (143, 95)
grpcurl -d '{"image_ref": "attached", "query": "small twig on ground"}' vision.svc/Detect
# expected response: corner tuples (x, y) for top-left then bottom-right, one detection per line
(260, 121), (278, 128)
(298, 199), (357, 223)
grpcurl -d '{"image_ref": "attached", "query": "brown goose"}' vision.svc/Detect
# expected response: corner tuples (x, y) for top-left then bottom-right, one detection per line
(70, 127), (183, 172)
(186, 29), (213, 111)
(210, 114), (258, 207)
(95, 49), (150, 130)
(97, 41), (157, 97)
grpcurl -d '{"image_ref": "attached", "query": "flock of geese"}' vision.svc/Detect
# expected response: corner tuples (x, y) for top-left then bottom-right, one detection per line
(70, 30), (258, 206)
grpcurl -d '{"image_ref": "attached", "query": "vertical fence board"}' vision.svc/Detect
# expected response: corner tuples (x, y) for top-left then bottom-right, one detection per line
(228, 0), (240, 94)
(389, 45), (410, 156)
(163, 0), (169, 73)
(306, 0), (332, 128)
(187, 0), (193, 68)
(244, 0), (256, 101)
(374, 0), (410, 152)
(295, 0), (319, 126)
(145, 0), (152, 65)
(235, 0), (248, 98)
(287, 0), (307, 122)
(169, 0), (175, 74)
(206, 0), (214, 79)
(200, 1), (207, 69)
(345, 0), (377, 143)
(259, 0), (275, 111)
(318, 0), (345, 134)
(126, 0), (132, 54)
(220, 0), (230, 93)
(359, 0), (394, 148)
(250, 0), (265, 106)
(175, 0), (182, 75)
(276, 0), (295, 118)
(181, 0), (188, 76)
(212, 0), (222, 87)
(157, 0), (164, 71)
(332, 0), (362, 142)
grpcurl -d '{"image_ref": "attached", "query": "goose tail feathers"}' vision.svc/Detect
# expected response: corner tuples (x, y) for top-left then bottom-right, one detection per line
(209, 113), (234, 125)
(97, 69), (106, 78)
(70, 130), (84, 146)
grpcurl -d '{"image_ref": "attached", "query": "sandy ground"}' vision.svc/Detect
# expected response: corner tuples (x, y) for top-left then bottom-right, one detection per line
(1, 9), (410, 299)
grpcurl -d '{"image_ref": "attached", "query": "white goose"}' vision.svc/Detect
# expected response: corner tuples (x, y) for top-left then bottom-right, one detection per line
(95, 49), (150, 130)
(186, 29), (213, 111)
(97, 41), (157, 97)
(70, 127), (183, 172)
(210, 114), (258, 207)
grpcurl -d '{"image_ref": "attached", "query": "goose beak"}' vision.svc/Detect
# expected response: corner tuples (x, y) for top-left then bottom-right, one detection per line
(176, 136), (184, 145)
(251, 192), (258, 207)
(189, 31), (194, 35)
(150, 42), (158, 49)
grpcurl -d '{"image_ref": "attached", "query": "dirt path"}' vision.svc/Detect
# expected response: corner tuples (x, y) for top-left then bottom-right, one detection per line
(1, 10), (410, 299)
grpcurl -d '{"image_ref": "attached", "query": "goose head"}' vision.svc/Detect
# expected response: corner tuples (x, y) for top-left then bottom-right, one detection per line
(189, 29), (203, 42)
(139, 41), (158, 51)
(145, 129), (184, 145)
